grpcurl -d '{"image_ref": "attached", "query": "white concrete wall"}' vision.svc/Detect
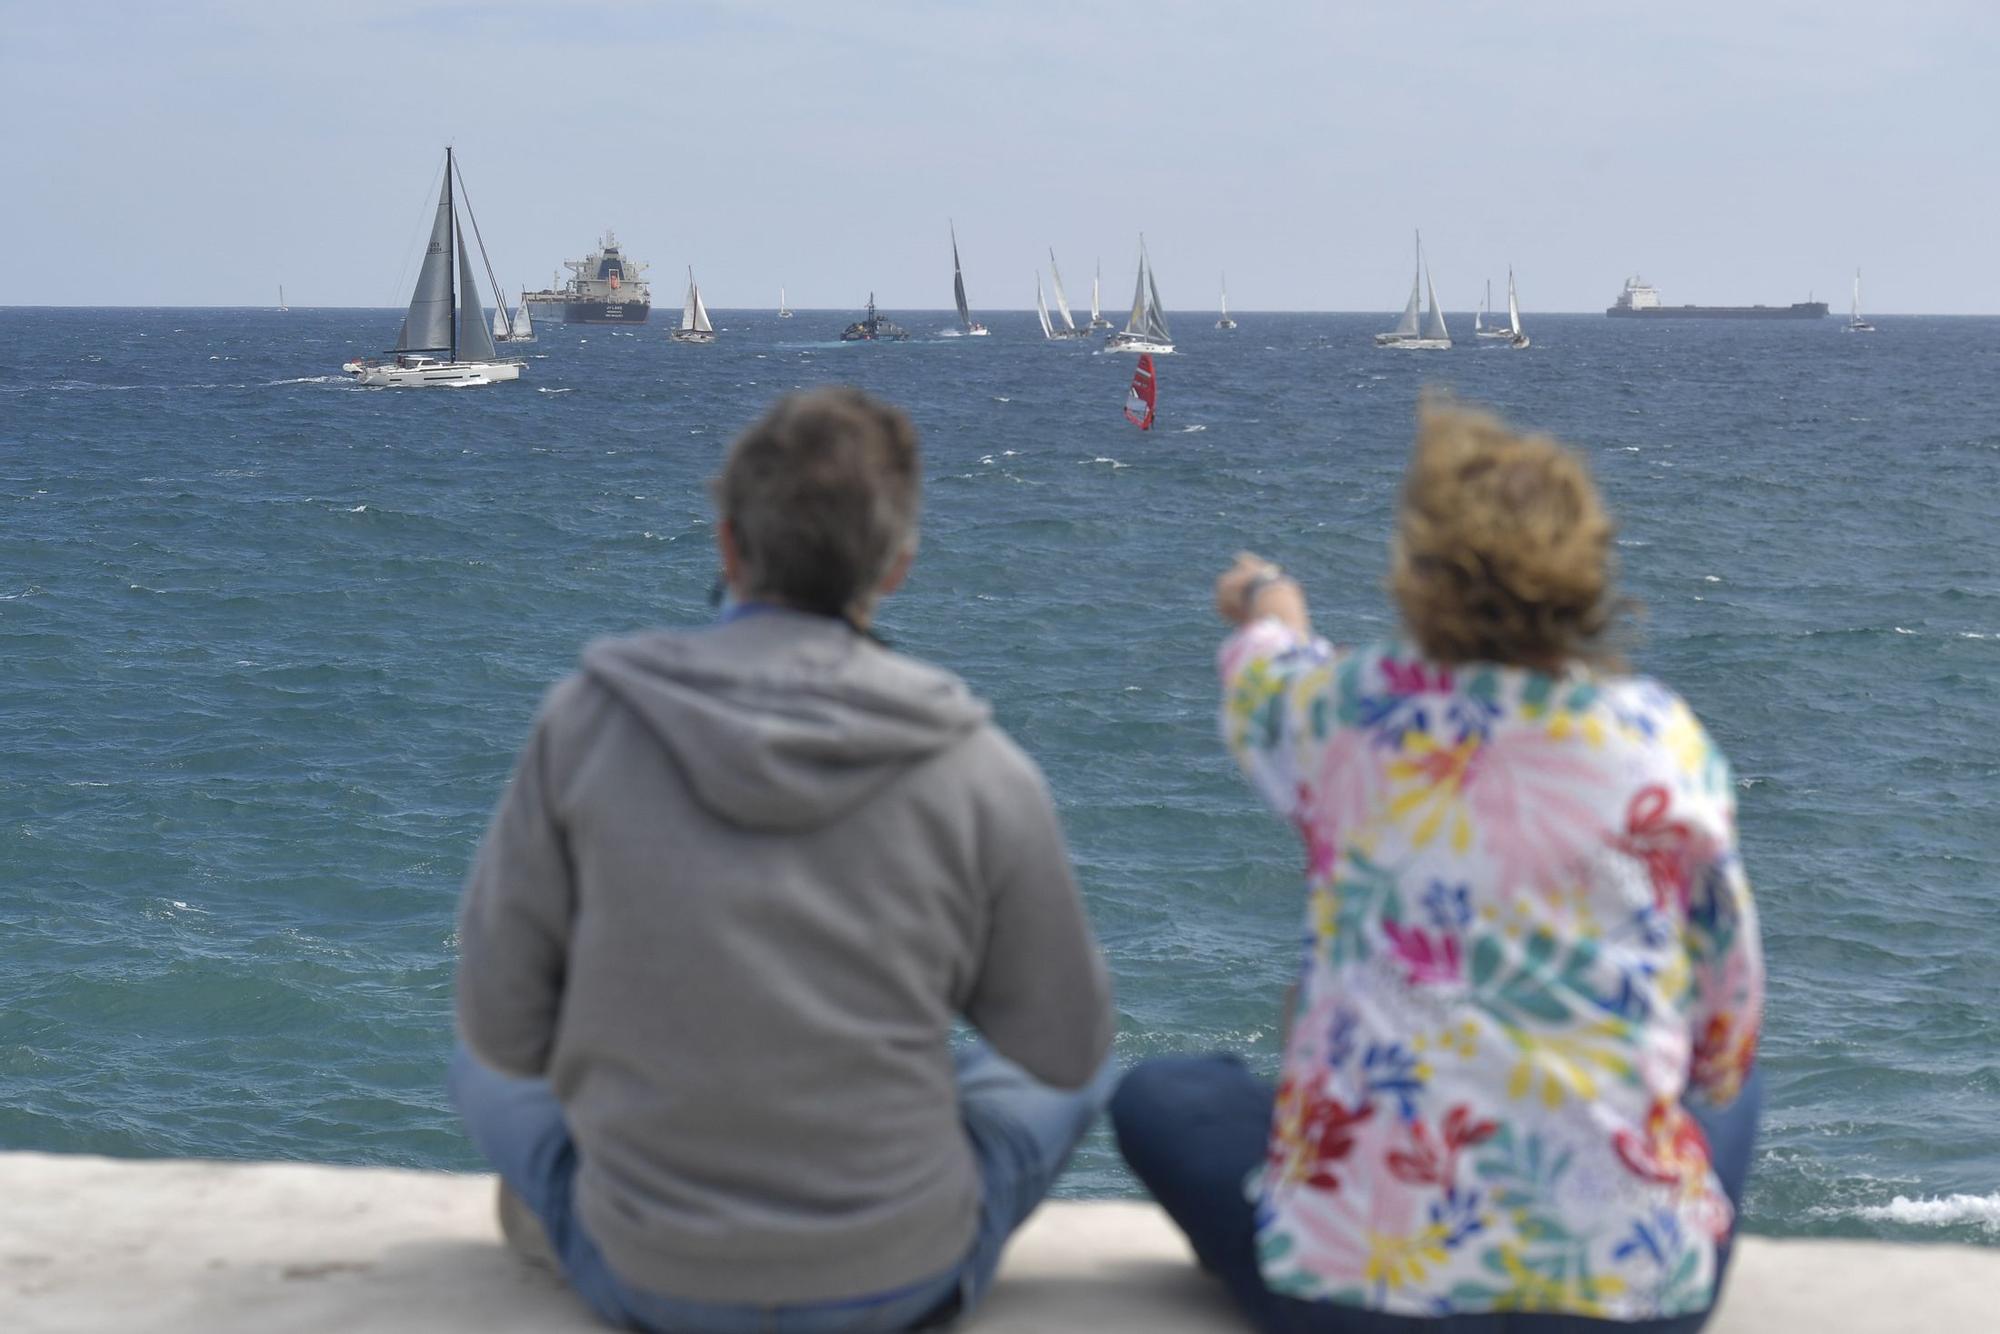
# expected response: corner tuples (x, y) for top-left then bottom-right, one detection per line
(2, 1153), (1995, 1333)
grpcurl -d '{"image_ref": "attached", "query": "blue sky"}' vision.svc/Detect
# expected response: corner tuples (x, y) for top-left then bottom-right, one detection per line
(2, 1), (1993, 312)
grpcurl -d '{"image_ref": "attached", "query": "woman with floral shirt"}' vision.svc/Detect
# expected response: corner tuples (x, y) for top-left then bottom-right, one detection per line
(1112, 403), (1763, 1333)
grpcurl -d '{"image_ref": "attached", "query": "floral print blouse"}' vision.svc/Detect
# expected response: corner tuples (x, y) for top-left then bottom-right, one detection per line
(1220, 621), (1762, 1320)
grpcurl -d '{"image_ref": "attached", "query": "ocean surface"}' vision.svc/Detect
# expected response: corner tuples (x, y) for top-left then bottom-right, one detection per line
(3, 305), (1997, 1244)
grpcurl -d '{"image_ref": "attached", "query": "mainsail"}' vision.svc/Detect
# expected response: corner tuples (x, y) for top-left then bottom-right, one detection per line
(1507, 270), (1523, 337)
(1048, 250), (1078, 331)
(1091, 263), (1103, 324)
(950, 223), (972, 329)
(683, 269), (713, 332)
(1391, 274), (1422, 339)
(1124, 354), (1157, 431)
(1035, 274), (1056, 339)
(396, 176), (456, 353)
(492, 293), (511, 342)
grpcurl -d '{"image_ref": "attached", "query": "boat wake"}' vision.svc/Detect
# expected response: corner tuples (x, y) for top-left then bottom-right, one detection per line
(1179, 424), (1206, 433)
(537, 387), (574, 395)
(266, 375), (342, 385)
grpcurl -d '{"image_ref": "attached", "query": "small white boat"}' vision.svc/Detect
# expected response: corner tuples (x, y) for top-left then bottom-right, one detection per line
(492, 290), (535, 344)
(671, 268), (716, 344)
(1504, 268), (1529, 349)
(1847, 270), (1875, 333)
(778, 286), (793, 319)
(1216, 273), (1237, 330)
(1106, 236), (1174, 354)
(1474, 279), (1509, 340)
(1375, 230), (1451, 350)
(947, 222), (988, 336)
(1088, 260), (1113, 330)
(345, 148), (525, 388)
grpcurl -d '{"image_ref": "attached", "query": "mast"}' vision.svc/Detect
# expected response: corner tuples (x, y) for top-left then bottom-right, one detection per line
(445, 147), (457, 363)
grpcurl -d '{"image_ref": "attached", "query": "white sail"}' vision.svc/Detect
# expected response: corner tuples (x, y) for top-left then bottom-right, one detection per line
(1035, 273), (1055, 339)
(1852, 271), (1862, 322)
(1220, 275), (1230, 319)
(1091, 264), (1102, 323)
(778, 286), (791, 316)
(681, 269), (713, 332)
(1507, 270), (1523, 337)
(1048, 250), (1078, 330)
(514, 302), (533, 340)
(492, 294), (511, 342)
(1420, 263), (1449, 342)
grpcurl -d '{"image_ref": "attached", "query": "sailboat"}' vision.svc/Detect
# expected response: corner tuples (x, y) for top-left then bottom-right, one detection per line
(945, 222), (988, 336)
(1035, 273), (1057, 340)
(1374, 231), (1451, 350)
(491, 289), (535, 344)
(343, 148), (523, 387)
(671, 268), (716, 344)
(1847, 270), (1874, 333)
(278, 285), (288, 313)
(1216, 274), (1237, 330)
(1043, 251), (1090, 339)
(1474, 279), (1508, 341)
(1504, 268), (1529, 349)
(778, 287), (794, 319)
(1107, 236), (1173, 355)
(1088, 260), (1113, 330)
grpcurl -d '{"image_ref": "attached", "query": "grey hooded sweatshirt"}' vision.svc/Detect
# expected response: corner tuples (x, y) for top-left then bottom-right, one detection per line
(455, 608), (1115, 1304)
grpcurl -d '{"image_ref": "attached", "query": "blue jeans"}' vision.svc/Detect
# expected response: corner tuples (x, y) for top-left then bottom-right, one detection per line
(1110, 1055), (1763, 1334)
(449, 1041), (1118, 1333)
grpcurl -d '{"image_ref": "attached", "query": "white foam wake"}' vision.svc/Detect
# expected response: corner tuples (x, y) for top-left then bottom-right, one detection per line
(1854, 1193), (2000, 1233)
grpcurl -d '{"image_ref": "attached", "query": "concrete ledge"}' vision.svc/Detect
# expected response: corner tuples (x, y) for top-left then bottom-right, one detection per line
(2, 1153), (1996, 1332)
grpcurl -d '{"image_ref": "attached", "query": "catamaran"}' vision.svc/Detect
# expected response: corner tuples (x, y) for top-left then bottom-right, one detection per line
(344, 148), (523, 388)
(1088, 260), (1113, 330)
(946, 222), (988, 336)
(1504, 268), (1529, 349)
(778, 287), (793, 319)
(1106, 237), (1173, 355)
(1216, 274), (1237, 330)
(1474, 279), (1509, 341)
(1375, 230), (1451, 350)
(671, 268), (716, 344)
(1042, 251), (1090, 339)
(1847, 270), (1874, 333)
(492, 289), (535, 344)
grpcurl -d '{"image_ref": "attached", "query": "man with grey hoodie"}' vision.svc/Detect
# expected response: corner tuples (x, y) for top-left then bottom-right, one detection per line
(449, 386), (1117, 1333)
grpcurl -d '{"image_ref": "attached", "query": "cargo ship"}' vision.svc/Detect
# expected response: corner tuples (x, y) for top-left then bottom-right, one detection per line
(1606, 277), (1826, 320)
(519, 231), (652, 324)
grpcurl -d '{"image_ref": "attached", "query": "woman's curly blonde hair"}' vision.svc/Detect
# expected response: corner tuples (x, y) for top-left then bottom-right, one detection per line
(1390, 398), (1629, 670)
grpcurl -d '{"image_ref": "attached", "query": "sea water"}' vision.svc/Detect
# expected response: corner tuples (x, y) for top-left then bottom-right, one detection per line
(2, 307), (1997, 1243)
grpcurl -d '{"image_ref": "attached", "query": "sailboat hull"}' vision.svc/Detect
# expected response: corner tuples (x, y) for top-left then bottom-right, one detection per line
(1374, 334), (1451, 350)
(346, 358), (524, 388)
(1474, 328), (1511, 341)
(1216, 318), (1237, 330)
(669, 331), (716, 344)
(1105, 333), (1173, 354)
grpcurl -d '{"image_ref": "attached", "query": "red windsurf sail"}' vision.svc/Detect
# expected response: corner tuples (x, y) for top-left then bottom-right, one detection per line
(1124, 353), (1156, 430)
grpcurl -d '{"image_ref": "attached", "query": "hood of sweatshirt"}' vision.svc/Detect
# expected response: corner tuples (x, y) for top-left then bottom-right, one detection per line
(581, 608), (992, 833)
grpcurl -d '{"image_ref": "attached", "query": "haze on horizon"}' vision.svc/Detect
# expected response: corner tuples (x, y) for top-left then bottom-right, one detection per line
(2, 1), (1993, 315)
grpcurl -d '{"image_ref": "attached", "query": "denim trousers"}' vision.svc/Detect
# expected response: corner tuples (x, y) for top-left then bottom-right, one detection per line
(449, 1040), (1118, 1333)
(1109, 1054), (1763, 1334)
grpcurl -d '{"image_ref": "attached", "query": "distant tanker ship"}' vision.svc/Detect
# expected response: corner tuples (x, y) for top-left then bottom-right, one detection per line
(520, 231), (652, 325)
(1606, 277), (1827, 320)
